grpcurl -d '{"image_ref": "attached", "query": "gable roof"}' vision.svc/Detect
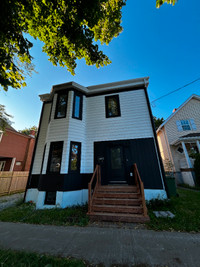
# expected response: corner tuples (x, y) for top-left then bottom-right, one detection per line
(157, 94), (200, 133)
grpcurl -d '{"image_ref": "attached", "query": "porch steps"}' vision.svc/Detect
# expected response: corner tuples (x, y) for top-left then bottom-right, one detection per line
(88, 185), (149, 223)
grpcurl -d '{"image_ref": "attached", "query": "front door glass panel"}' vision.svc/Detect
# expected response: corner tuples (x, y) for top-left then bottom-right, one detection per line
(110, 147), (122, 169)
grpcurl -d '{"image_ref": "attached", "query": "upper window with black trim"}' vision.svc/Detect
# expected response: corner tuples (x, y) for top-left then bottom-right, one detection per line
(69, 141), (81, 172)
(55, 92), (68, 119)
(47, 141), (63, 173)
(72, 92), (83, 120)
(105, 95), (121, 118)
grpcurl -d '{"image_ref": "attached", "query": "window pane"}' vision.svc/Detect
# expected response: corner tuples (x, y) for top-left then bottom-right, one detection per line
(181, 120), (191, 131)
(48, 142), (63, 173)
(108, 98), (119, 116)
(70, 144), (79, 171)
(74, 95), (80, 118)
(45, 191), (56, 205)
(56, 94), (67, 118)
(110, 147), (122, 169)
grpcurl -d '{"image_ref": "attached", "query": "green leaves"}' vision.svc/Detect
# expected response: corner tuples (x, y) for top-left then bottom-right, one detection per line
(156, 0), (178, 8)
(0, 0), (178, 91)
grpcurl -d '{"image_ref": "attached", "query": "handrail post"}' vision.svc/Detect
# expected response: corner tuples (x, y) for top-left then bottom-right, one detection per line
(88, 164), (101, 215)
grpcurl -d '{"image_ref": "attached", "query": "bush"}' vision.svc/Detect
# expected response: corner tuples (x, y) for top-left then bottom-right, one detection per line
(194, 153), (200, 186)
(146, 198), (171, 210)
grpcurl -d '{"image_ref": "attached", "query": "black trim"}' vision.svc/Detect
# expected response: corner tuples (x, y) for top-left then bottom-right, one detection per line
(105, 94), (121, 118)
(46, 141), (64, 174)
(68, 141), (81, 173)
(53, 86), (145, 98)
(24, 102), (45, 202)
(28, 173), (92, 191)
(144, 87), (169, 198)
(72, 91), (83, 120)
(40, 144), (46, 174)
(48, 102), (53, 123)
(54, 91), (68, 119)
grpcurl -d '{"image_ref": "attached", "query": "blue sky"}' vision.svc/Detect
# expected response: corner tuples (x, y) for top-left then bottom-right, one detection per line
(1, 0), (200, 130)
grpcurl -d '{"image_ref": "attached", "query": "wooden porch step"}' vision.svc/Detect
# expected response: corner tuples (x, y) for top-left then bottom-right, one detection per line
(95, 192), (140, 199)
(88, 212), (150, 223)
(93, 197), (142, 206)
(92, 204), (143, 214)
(97, 186), (138, 193)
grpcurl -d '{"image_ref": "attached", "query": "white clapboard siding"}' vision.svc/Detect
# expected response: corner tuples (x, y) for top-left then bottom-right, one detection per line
(165, 98), (200, 144)
(32, 103), (51, 174)
(84, 89), (154, 173)
(33, 88), (154, 175)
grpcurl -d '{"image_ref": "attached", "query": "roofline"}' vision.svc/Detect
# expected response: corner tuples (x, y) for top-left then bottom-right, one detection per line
(157, 94), (200, 133)
(5, 128), (34, 139)
(39, 77), (149, 102)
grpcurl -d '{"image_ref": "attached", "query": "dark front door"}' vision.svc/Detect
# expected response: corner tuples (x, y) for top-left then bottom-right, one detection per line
(106, 145), (126, 184)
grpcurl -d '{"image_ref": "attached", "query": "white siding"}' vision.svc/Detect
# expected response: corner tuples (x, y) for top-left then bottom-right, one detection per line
(84, 89), (154, 173)
(165, 98), (200, 144)
(164, 98), (200, 172)
(33, 89), (154, 175)
(32, 103), (51, 174)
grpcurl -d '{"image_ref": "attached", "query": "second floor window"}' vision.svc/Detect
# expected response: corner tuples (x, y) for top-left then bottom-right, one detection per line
(72, 92), (83, 120)
(105, 95), (121, 118)
(55, 92), (68, 119)
(176, 119), (197, 132)
(181, 120), (191, 131)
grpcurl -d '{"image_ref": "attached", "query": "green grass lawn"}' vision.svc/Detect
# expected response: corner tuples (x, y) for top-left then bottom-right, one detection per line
(0, 201), (89, 226)
(146, 188), (200, 232)
(0, 189), (200, 232)
(0, 249), (86, 267)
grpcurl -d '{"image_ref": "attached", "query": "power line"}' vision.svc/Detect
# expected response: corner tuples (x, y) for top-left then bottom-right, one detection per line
(151, 77), (200, 107)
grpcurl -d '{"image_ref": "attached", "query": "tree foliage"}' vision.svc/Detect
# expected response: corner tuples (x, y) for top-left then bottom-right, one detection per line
(153, 116), (164, 130)
(19, 125), (38, 136)
(156, 0), (177, 8)
(0, 0), (178, 91)
(0, 105), (13, 131)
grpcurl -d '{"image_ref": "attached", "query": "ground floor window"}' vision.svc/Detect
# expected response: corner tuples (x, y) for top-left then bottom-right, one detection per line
(47, 141), (63, 173)
(69, 141), (81, 172)
(44, 191), (56, 205)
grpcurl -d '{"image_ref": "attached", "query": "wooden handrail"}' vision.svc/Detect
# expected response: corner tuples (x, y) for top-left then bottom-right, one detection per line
(132, 163), (148, 217)
(88, 164), (101, 213)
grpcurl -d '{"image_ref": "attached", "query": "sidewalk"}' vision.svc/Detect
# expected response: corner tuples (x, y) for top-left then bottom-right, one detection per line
(0, 193), (24, 211)
(0, 222), (200, 267)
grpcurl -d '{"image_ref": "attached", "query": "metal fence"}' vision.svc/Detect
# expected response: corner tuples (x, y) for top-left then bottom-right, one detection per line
(0, 171), (29, 195)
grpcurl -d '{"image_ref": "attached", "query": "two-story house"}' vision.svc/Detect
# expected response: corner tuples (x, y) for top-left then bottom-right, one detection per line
(157, 95), (200, 186)
(25, 77), (167, 222)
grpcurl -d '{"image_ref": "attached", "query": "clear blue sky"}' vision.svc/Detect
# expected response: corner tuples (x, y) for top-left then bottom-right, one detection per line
(1, 0), (200, 130)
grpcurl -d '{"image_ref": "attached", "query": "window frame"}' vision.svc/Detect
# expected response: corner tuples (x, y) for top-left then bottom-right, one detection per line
(46, 141), (64, 174)
(44, 191), (56, 205)
(54, 91), (68, 119)
(68, 141), (81, 173)
(72, 91), (83, 120)
(105, 95), (121, 118)
(180, 119), (191, 131)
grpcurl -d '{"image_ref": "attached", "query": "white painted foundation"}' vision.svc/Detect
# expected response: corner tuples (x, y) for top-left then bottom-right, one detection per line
(144, 189), (168, 201)
(25, 189), (39, 203)
(181, 172), (195, 187)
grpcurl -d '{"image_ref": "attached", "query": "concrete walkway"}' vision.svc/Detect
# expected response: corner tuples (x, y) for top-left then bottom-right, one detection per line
(0, 193), (24, 211)
(0, 222), (200, 267)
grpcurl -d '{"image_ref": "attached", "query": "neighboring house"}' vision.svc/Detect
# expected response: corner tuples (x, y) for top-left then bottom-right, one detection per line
(25, 76), (167, 218)
(157, 94), (200, 186)
(0, 126), (35, 172)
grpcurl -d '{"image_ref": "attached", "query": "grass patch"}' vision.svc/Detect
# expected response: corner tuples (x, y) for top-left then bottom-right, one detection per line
(0, 249), (86, 267)
(0, 202), (89, 226)
(146, 188), (200, 232)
